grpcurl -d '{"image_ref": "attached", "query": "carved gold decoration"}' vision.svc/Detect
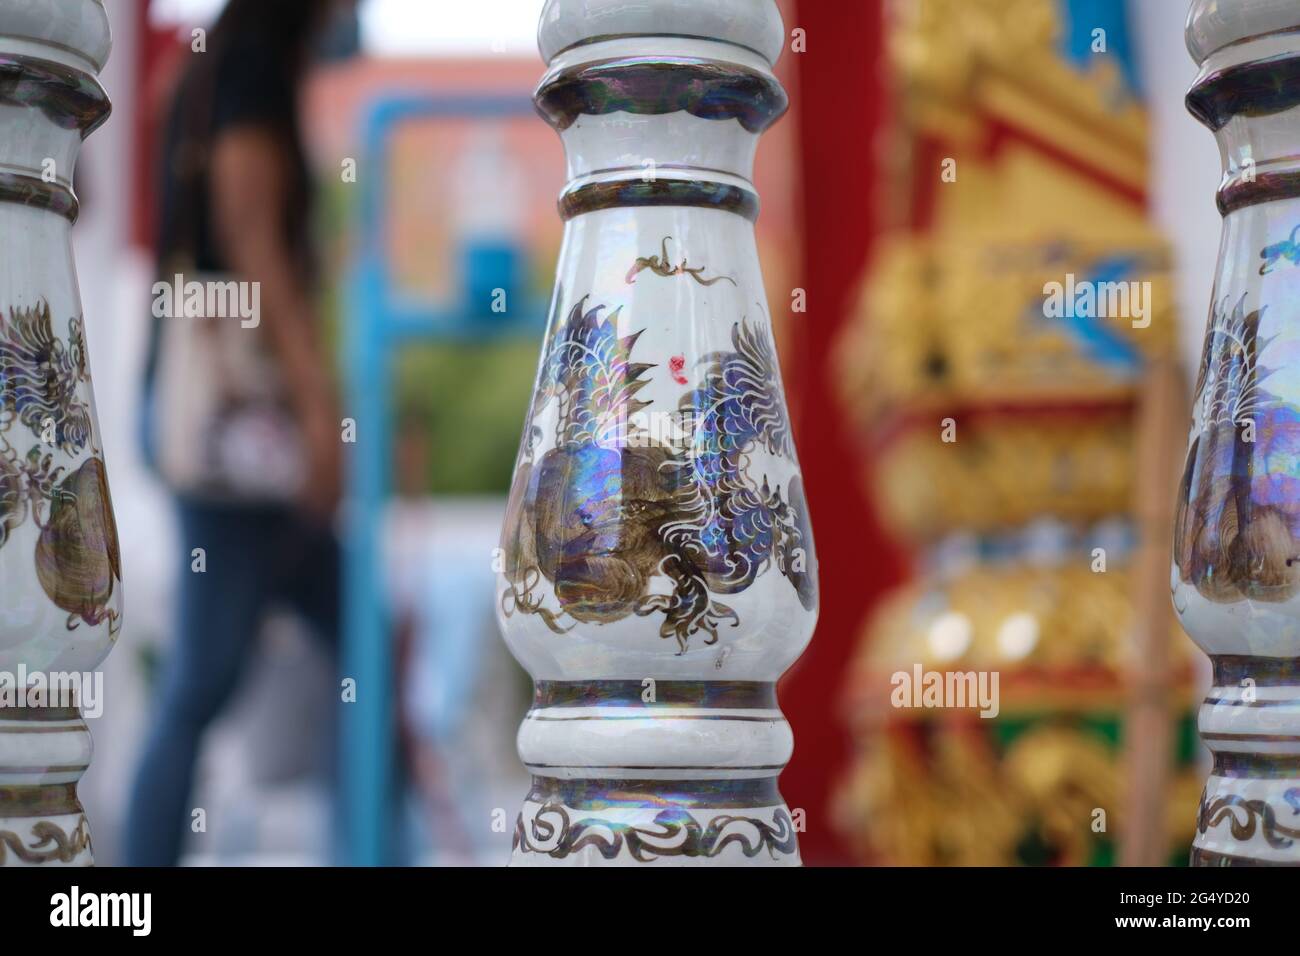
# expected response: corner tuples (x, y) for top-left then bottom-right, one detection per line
(835, 0), (1196, 866)
(872, 415), (1134, 541)
(891, 0), (1147, 190)
(838, 718), (1200, 867)
(844, 235), (1174, 418)
(852, 561), (1196, 702)
(840, 207), (1174, 542)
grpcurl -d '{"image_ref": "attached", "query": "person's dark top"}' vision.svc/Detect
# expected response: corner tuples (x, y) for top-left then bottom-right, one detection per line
(142, 33), (313, 469)
(156, 33), (311, 274)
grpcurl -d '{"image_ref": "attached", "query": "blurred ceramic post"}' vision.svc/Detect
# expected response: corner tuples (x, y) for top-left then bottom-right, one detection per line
(0, 1), (121, 866)
(496, 0), (818, 865)
(1176, 0), (1300, 866)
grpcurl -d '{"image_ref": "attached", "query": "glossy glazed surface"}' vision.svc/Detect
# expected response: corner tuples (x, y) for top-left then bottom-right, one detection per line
(0, 1), (117, 869)
(500, 0), (814, 866)
(1178, 0), (1300, 867)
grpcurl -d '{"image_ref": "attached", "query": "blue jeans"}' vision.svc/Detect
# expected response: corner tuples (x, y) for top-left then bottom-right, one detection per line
(124, 498), (340, 866)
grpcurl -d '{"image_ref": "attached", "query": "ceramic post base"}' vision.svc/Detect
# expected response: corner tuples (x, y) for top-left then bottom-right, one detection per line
(1190, 656), (1300, 866)
(509, 679), (800, 866)
(0, 706), (93, 866)
(512, 776), (799, 866)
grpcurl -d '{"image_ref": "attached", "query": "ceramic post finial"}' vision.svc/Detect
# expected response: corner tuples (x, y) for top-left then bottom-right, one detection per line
(497, 0), (819, 866)
(1176, 0), (1300, 866)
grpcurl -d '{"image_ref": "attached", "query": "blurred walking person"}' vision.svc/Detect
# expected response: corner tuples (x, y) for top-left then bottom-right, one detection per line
(128, 0), (352, 866)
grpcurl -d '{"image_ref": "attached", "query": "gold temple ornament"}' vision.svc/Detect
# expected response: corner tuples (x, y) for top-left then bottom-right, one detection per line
(835, 0), (1200, 867)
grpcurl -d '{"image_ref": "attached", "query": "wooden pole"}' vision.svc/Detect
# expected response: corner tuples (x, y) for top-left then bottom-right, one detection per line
(1120, 355), (1183, 866)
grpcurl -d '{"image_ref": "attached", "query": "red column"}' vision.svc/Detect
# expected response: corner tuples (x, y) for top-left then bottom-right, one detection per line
(780, 0), (905, 865)
(132, 0), (186, 250)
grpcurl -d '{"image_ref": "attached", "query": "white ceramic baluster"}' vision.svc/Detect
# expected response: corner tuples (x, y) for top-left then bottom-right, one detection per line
(0, 0), (121, 867)
(497, 0), (818, 866)
(1177, 0), (1300, 866)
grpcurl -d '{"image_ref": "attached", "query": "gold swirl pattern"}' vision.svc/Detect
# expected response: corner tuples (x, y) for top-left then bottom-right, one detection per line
(1197, 790), (1300, 850)
(0, 816), (91, 865)
(514, 803), (797, 863)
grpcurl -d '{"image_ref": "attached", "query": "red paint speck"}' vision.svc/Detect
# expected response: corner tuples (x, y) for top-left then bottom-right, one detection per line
(669, 354), (687, 385)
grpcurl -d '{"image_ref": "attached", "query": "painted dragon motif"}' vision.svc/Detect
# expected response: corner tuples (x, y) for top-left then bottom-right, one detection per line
(1174, 294), (1300, 604)
(501, 293), (816, 652)
(0, 301), (119, 634)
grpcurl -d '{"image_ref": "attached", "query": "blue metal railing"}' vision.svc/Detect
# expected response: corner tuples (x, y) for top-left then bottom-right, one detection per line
(341, 92), (545, 866)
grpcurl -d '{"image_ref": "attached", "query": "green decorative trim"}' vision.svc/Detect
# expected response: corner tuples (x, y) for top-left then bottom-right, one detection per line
(0, 171), (78, 222)
(0, 724), (84, 734)
(1218, 169), (1300, 216)
(1211, 655), (1300, 687)
(1204, 696), (1300, 707)
(1191, 846), (1299, 866)
(0, 703), (81, 722)
(535, 56), (786, 134)
(1187, 52), (1300, 132)
(0, 764), (87, 774)
(1214, 752), (1300, 778)
(559, 179), (759, 222)
(533, 680), (777, 709)
(0, 783), (81, 818)
(0, 54), (110, 138)
(527, 775), (782, 809)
